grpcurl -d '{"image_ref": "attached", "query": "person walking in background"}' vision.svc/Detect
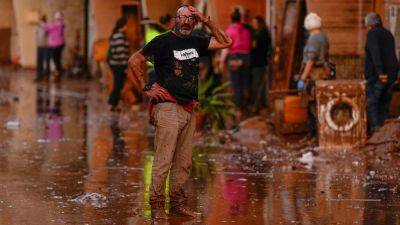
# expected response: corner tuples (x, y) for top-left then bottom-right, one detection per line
(35, 15), (50, 82)
(107, 18), (130, 112)
(42, 11), (65, 81)
(250, 16), (272, 113)
(297, 13), (330, 138)
(364, 12), (399, 134)
(220, 8), (251, 118)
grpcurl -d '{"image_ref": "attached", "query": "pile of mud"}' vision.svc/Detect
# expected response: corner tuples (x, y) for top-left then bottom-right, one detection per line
(364, 119), (400, 153)
(195, 117), (286, 150)
(195, 117), (312, 172)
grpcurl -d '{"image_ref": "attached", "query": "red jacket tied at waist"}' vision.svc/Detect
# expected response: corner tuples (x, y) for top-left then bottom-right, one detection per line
(148, 83), (200, 118)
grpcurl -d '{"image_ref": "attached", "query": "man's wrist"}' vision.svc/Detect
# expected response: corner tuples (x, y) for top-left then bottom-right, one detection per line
(142, 83), (152, 92)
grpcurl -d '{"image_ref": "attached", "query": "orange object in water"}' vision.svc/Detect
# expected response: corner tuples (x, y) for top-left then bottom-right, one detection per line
(283, 96), (307, 123)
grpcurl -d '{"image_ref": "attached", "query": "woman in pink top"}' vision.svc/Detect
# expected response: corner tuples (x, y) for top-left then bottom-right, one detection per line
(42, 11), (65, 80)
(220, 8), (252, 114)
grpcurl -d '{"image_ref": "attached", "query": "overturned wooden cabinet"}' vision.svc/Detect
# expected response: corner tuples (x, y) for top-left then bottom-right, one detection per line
(316, 80), (367, 151)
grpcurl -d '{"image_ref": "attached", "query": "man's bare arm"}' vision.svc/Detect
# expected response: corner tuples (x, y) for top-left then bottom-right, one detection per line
(127, 50), (169, 101)
(204, 20), (232, 50)
(127, 50), (147, 89)
(300, 60), (314, 81)
(189, 6), (232, 50)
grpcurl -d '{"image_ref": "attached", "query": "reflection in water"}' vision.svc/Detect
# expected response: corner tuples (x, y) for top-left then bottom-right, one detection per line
(0, 71), (399, 225)
(36, 82), (64, 141)
(110, 116), (126, 159)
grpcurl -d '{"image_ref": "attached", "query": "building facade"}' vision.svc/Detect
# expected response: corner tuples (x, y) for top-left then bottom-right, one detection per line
(0, 0), (399, 68)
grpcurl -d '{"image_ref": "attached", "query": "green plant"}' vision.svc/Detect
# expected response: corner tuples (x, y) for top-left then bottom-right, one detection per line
(197, 76), (235, 130)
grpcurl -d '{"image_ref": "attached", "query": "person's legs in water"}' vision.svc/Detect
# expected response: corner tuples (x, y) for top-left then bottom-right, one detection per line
(229, 62), (244, 108)
(250, 66), (267, 113)
(378, 82), (394, 126)
(150, 103), (180, 219)
(240, 54), (251, 115)
(36, 47), (46, 81)
(169, 108), (199, 217)
(53, 45), (64, 80)
(228, 54), (249, 117)
(108, 65), (127, 111)
(238, 66), (250, 115)
(49, 47), (56, 78)
(44, 47), (51, 81)
(307, 100), (317, 137)
(366, 81), (385, 134)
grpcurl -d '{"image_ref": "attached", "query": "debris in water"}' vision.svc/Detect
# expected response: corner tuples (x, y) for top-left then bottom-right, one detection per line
(299, 152), (314, 169)
(369, 171), (376, 177)
(70, 193), (107, 208)
(37, 138), (50, 143)
(5, 120), (20, 129)
(352, 161), (360, 167)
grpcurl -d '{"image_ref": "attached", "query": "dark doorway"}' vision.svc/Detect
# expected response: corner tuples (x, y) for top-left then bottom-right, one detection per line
(0, 28), (11, 64)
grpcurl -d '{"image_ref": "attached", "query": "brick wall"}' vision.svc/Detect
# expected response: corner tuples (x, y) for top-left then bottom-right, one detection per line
(307, 0), (374, 56)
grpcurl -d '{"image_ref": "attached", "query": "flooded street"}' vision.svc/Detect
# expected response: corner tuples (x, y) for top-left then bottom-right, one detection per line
(0, 69), (399, 225)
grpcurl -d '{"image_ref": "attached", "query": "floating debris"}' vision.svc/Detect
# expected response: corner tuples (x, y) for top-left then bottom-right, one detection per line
(70, 193), (107, 208)
(299, 152), (315, 169)
(5, 120), (20, 129)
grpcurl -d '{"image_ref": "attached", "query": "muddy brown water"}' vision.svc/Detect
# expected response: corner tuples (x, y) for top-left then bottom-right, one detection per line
(0, 70), (399, 225)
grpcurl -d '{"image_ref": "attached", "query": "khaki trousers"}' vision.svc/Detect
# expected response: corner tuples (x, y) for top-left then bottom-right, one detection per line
(150, 103), (196, 207)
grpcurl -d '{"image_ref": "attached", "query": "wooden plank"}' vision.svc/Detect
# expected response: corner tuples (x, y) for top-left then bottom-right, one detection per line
(272, 0), (306, 91)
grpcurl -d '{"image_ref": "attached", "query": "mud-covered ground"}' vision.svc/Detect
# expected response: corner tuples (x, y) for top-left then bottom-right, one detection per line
(0, 69), (399, 225)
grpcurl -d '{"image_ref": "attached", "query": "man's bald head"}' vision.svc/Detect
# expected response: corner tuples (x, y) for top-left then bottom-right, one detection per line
(176, 5), (190, 17)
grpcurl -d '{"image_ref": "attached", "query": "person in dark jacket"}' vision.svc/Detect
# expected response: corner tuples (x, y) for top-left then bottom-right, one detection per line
(107, 18), (130, 112)
(250, 16), (272, 113)
(364, 12), (399, 134)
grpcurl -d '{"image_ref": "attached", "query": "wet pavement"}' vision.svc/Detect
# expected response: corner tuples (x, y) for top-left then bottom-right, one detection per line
(0, 69), (400, 225)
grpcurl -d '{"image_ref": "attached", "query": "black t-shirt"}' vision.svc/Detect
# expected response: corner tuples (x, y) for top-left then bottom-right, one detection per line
(142, 31), (211, 105)
(251, 28), (271, 67)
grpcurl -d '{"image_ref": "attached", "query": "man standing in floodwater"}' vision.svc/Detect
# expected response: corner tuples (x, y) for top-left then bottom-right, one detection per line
(128, 5), (232, 219)
(364, 12), (399, 134)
